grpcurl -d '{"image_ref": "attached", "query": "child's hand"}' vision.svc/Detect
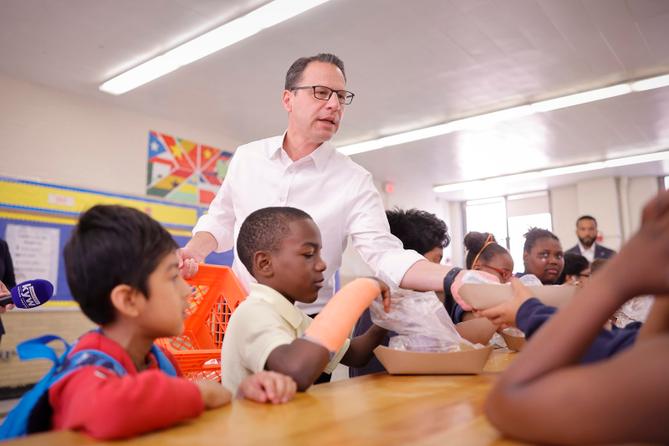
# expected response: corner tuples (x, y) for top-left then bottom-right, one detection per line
(478, 278), (534, 328)
(367, 277), (391, 312)
(196, 381), (233, 409)
(238, 371), (296, 404)
(609, 192), (669, 297)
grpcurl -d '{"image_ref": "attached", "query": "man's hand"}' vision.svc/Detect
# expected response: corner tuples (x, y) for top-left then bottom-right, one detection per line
(177, 250), (201, 279)
(178, 232), (218, 279)
(478, 278), (534, 329)
(238, 371), (297, 404)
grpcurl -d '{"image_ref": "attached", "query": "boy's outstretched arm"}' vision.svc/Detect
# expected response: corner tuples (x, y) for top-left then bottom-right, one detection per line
(341, 324), (388, 368)
(265, 339), (330, 391)
(265, 278), (388, 390)
(485, 191), (669, 444)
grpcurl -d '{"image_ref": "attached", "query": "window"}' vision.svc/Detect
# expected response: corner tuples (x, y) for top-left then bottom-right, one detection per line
(465, 191), (552, 273)
(465, 197), (508, 259)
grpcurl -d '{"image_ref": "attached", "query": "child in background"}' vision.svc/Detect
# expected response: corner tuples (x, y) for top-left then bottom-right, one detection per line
(221, 206), (388, 392)
(3, 205), (296, 441)
(485, 190), (669, 444)
(558, 253), (590, 287)
(385, 208), (450, 265)
(351, 208), (451, 376)
(465, 232), (514, 283)
(443, 232), (514, 324)
(520, 228), (564, 285)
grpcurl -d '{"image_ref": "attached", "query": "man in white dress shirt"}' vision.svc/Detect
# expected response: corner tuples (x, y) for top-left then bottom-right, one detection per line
(179, 53), (455, 315)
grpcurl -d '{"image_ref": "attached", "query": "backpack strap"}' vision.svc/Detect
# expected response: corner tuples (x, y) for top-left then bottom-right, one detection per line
(0, 335), (73, 439)
(150, 345), (177, 377)
(0, 336), (178, 440)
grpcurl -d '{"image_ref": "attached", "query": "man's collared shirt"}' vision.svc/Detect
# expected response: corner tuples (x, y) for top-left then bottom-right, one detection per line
(193, 134), (423, 313)
(220, 283), (349, 393)
(578, 242), (596, 263)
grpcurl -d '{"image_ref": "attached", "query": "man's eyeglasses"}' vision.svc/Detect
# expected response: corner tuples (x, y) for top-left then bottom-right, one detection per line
(291, 85), (355, 105)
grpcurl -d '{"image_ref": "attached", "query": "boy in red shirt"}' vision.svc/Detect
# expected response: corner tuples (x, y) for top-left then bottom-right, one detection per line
(40, 205), (295, 439)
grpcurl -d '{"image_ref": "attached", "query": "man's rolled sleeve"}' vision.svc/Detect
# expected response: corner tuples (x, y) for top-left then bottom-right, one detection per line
(347, 171), (425, 287)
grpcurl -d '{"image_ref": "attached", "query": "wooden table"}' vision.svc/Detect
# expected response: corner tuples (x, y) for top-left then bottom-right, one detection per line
(8, 350), (526, 446)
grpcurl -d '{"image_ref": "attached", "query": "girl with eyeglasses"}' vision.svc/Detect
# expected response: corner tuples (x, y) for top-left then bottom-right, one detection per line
(464, 232), (514, 283)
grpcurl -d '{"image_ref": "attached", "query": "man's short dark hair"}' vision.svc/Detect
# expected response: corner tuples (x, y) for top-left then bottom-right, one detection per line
(285, 53), (346, 90)
(385, 208), (450, 255)
(523, 227), (560, 253)
(576, 215), (597, 226)
(237, 207), (313, 275)
(63, 205), (177, 325)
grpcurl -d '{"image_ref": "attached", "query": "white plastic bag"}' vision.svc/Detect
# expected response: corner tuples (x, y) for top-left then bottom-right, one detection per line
(369, 287), (474, 353)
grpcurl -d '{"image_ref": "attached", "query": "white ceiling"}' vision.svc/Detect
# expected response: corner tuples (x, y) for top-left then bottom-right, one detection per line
(1, 0), (669, 200)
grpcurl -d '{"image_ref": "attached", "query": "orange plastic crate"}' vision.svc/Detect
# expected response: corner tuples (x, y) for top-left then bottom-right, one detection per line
(156, 264), (247, 381)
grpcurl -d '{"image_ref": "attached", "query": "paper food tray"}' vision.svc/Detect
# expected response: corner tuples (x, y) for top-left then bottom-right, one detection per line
(374, 345), (493, 375)
(500, 331), (526, 351)
(458, 283), (575, 310)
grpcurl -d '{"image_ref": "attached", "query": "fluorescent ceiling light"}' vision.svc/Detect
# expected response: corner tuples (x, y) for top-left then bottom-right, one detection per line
(530, 84), (631, 113)
(630, 74), (669, 92)
(337, 105), (534, 156)
(337, 73), (669, 156)
(433, 151), (669, 193)
(100, 0), (330, 95)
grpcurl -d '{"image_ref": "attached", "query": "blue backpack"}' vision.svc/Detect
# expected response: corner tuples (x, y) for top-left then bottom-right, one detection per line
(0, 333), (177, 440)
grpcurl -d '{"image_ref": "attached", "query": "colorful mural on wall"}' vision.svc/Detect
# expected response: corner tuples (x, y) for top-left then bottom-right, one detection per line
(146, 131), (233, 205)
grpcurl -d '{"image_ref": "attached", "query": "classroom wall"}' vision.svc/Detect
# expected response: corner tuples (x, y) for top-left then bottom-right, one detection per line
(0, 73), (239, 195)
(0, 73), (242, 389)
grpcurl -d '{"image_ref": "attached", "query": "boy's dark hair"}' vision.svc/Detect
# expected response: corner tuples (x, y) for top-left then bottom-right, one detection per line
(237, 207), (313, 275)
(558, 253), (590, 284)
(63, 205), (177, 325)
(562, 253), (590, 276)
(463, 231), (508, 269)
(523, 227), (560, 253)
(385, 208), (450, 255)
(576, 215), (597, 226)
(285, 53), (346, 90)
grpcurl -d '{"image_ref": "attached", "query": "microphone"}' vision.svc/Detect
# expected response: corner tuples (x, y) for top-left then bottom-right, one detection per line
(0, 279), (54, 308)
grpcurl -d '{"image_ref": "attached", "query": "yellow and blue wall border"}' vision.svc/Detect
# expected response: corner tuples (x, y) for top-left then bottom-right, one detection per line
(0, 176), (232, 308)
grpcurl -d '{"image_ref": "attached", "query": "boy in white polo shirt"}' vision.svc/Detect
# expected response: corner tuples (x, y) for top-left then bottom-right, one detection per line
(221, 206), (388, 393)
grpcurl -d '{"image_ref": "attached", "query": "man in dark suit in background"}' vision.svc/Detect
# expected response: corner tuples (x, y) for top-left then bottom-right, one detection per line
(565, 215), (616, 263)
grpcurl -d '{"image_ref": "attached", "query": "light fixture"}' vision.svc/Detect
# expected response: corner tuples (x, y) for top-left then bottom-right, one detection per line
(337, 73), (669, 156)
(529, 84), (631, 113)
(100, 0), (331, 95)
(433, 150), (669, 193)
(630, 74), (669, 92)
